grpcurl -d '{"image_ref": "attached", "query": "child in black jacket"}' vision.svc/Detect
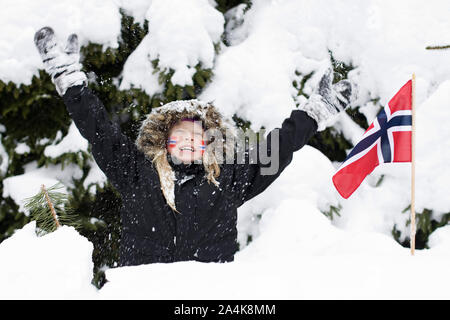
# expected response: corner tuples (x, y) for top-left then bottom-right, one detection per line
(34, 27), (354, 266)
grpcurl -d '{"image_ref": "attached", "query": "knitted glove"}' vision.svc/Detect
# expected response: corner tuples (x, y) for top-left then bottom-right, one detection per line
(34, 26), (87, 96)
(300, 68), (356, 131)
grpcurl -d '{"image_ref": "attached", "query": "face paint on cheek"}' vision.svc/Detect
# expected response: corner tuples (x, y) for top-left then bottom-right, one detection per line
(199, 139), (206, 155)
(167, 137), (178, 150)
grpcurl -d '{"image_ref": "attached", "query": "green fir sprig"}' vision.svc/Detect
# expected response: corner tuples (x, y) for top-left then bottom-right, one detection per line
(23, 182), (80, 236)
(425, 45), (450, 50)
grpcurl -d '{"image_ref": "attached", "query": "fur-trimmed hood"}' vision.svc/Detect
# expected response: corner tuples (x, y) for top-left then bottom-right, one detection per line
(135, 99), (236, 212)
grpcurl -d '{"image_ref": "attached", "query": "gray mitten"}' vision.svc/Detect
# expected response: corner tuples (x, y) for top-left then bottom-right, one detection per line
(300, 68), (356, 131)
(34, 27), (87, 96)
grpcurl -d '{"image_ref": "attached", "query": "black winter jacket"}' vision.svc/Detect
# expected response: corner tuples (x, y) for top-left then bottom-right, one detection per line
(63, 85), (318, 266)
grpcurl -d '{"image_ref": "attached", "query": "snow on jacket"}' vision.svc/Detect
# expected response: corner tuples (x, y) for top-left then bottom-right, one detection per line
(63, 85), (318, 266)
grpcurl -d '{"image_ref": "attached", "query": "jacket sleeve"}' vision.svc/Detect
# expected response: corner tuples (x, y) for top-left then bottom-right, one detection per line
(63, 85), (146, 195)
(231, 109), (318, 207)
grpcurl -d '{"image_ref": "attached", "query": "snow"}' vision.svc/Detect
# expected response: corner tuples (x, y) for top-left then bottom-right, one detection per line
(117, 0), (152, 26)
(2, 200), (450, 299)
(1, 0), (450, 300)
(201, 0), (450, 133)
(0, 137), (8, 175)
(14, 142), (30, 155)
(144, 0), (224, 86)
(82, 159), (107, 194)
(2, 161), (83, 214)
(44, 121), (88, 158)
(99, 201), (450, 299)
(428, 225), (450, 254)
(0, 222), (96, 299)
(415, 80), (450, 214)
(0, 0), (121, 85)
(152, 99), (210, 115)
(121, 0), (225, 91)
(118, 35), (162, 96)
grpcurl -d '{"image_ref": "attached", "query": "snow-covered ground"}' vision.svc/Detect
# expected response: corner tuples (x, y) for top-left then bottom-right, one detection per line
(1, 0), (449, 299)
(100, 213), (450, 300)
(1, 207), (450, 299)
(0, 222), (97, 299)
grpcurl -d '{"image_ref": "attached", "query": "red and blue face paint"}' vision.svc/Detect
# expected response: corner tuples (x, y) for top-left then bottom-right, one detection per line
(167, 136), (206, 155)
(199, 139), (206, 153)
(167, 119), (206, 162)
(167, 137), (178, 150)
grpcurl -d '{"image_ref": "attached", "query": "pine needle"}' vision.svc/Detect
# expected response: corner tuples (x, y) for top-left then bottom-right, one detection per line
(425, 45), (450, 50)
(23, 182), (81, 236)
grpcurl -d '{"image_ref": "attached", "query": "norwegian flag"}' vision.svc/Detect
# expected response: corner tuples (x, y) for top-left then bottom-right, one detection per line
(333, 80), (413, 199)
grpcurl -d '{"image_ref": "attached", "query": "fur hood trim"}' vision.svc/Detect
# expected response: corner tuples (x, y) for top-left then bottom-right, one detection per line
(136, 99), (234, 159)
(135, 99), (236, 212)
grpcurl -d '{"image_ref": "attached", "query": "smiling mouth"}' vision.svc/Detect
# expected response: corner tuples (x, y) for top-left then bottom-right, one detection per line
(179, 146), (194, 152)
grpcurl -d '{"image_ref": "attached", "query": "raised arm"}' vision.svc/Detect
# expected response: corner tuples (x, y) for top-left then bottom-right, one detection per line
(232, 69), (355, 206)
(231, 109), (317, 206)
(34, 27), (146, 195)
(63, 85), (145, 194)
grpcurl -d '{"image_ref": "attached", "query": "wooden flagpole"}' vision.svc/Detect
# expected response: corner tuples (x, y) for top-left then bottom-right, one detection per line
(410, 73), (416, 255)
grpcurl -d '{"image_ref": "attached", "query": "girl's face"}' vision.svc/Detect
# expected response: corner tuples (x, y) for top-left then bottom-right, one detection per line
(167, 119), (205, 164)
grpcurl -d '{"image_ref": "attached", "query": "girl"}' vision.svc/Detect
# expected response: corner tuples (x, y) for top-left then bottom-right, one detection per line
(34, 27), (354, 266)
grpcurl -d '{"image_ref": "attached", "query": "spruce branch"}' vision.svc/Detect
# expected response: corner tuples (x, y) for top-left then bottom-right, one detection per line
(425, 45), (450, 50)
(42, 184), (61, 228)
(23, 182), (81, 235)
